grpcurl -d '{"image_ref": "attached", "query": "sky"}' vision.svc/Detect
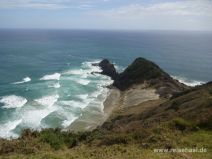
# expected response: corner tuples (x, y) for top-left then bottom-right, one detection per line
(0, 0), (212, 31)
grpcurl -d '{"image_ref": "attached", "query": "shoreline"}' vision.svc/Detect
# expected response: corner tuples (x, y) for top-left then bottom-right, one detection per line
(67, 83), (161, 132)
(66, 87), (120, 132)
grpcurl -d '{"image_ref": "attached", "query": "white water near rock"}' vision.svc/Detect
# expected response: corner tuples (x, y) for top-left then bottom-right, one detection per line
(172, 76), (205, 87)
(0, 95), (27, 109)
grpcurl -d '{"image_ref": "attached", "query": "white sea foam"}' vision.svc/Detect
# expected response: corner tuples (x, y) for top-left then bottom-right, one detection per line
(89, 87), (109, 112)
(82, 61), (103, 74)
(64, 69), (85, 75)
(63, 60), (102, 78)
(172, 76), (205, 87)
(19, 95), (59, 129)
(48, 83), (61, 88)
(35, 95), (59, 107)
(60, 100), (89, 109)
(100, 77), (113, 86)
(77, 94), (89, 100)
(12, 77), (31, 84)
(21, 106), (58, 129)
(62, 76), (90, 85)
(0, 95), (27, 109)
(62, 116), (78, 128)
(53, 83), (61, 88)
(0, 119), (22, 138)
(63, 69), (90, 78)
(90, 89), (103, 98)
(40, 73), (61, 81)
(77, 79), (90, 85)
(58, 110), (79, 128)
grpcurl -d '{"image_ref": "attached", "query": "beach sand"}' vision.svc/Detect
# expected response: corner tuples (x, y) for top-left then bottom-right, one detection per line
(67, 88), (120, 132)
(67, 83), (160, 132)
(121, 84), (159, 108)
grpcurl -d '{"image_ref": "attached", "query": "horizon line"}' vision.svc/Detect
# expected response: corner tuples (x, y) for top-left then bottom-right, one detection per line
(0, 28), (212, 32)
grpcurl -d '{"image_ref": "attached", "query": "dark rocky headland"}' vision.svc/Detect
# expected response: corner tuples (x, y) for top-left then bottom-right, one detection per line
(98, 57), (189, 98)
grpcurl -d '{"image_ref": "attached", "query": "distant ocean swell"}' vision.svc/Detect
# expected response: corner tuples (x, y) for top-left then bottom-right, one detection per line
(0, 60), (113, 139)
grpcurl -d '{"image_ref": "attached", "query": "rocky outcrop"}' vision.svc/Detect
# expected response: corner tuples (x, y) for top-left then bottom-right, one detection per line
(93, 59), (118, 80)
(113, 57), (169, 90)
(97, 57), (189, 98)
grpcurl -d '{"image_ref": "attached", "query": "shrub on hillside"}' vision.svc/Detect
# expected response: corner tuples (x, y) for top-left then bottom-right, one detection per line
(99, 134), (128, 146)
(39, 129), (64, 150)
(172, 118), (197, 131)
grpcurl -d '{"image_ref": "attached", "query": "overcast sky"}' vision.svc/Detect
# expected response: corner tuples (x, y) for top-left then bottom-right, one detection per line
(0, 0), (212, 31)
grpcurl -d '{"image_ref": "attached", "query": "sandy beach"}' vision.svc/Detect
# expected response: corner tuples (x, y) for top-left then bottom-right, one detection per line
(67, 88), (120, 132)
(67, 83), (161, 132)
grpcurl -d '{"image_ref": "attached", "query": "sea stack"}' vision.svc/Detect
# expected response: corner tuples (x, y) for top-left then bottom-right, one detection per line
(93, 59), (118, 80)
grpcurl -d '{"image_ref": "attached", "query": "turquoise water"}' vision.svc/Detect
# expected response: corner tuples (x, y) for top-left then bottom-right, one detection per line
(0, 29), (211, 138)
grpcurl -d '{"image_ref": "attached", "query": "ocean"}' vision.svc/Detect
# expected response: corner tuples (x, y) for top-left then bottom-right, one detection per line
(0, 29), (211, 138)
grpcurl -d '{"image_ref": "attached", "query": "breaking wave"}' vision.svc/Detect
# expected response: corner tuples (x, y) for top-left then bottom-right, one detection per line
(0, 95), (27, 109)
(35, 95), (59, 107)
(40, 73), (61, 81)
(21, 105), (58, 129)
(12, 77), (31, 84)
(0, 119), (22, 138)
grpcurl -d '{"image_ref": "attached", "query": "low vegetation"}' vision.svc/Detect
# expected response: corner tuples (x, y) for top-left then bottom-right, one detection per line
(0, 119), (211, 159)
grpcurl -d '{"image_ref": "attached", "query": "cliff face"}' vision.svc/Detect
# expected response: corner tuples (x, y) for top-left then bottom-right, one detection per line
(98, 57), (189, 98)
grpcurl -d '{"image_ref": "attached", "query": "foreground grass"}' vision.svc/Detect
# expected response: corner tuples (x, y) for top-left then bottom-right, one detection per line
(0, 120), (211, 159)
(0, 145), (171, 159)
(1, 143), (211, 159)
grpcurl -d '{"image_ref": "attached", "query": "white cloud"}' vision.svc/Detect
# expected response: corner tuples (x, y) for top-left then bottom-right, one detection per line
(0, 0), (69, 9)
(87, 0), (212, 31)
(0, 0), (110, 9)
(0, 0), (99, 9)
(95, 0), (212, 18)
(0, 0), (211, 30)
